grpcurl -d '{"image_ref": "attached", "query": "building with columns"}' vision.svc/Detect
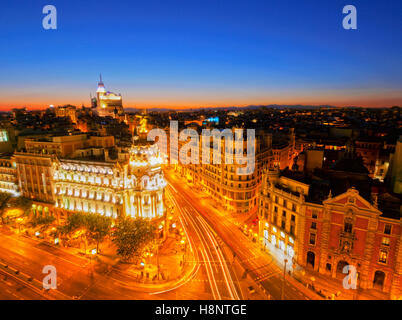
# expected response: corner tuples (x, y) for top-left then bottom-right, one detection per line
(258, 166), (402, 299)
(52, 137), (166, 223)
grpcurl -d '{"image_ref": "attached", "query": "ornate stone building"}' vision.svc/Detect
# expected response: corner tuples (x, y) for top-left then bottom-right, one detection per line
(52, 136), (166, 223)
(0, 156), (19, 196)
(179, 130), (273, 214)
(258, 168), (402, 299)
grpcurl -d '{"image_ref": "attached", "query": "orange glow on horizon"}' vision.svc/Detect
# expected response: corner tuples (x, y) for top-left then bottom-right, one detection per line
(0, 92), (401, 111)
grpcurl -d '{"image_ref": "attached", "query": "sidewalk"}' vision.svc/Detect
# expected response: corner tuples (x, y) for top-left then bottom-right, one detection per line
(3, 221), (198, 293)
(293, 268), (390, 300)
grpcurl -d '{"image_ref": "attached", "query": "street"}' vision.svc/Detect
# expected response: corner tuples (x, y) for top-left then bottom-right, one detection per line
(165, 170), (311, 300)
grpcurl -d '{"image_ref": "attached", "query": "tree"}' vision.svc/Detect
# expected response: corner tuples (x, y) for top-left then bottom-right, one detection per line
(86, 214), (112, 253)
(0, 192), (11, 224)
(112, 217), (155, 262)
(13, 197), (32, 216)
(59, 212), (89, 252)
(59, 212), (112, 254)
(31, 215), (55, 227)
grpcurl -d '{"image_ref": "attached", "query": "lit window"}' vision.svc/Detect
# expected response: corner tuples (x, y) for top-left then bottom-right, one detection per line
(287, 246), (294, 257)
(379, 250), (388, 263)
(382, 237), (390, 246)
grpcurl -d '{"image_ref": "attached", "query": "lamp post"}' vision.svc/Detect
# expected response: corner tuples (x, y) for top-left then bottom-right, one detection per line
(281, 258), (288, 300)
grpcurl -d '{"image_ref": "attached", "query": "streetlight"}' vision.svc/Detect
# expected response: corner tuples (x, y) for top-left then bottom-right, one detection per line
(281, 258), (288, 300)
(310, 276), (316, 291)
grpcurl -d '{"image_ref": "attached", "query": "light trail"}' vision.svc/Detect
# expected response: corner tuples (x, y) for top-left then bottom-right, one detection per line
(168, 182), (240, 300)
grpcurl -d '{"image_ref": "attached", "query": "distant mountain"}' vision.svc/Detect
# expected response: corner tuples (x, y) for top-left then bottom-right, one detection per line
(124, 104), (338, 113)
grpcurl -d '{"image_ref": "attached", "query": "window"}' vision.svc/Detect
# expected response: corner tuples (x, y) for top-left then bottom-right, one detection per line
(274, 206), (278, 213)
(309, 233), (316, 245)
(282, 210), (286, 217)
(382, 237), (390, 246)
(283, 199), (287, 208)
(291, 214), (295, 222)
(281, 221), (286, 229)
(379, 250), (388, 263)
(311, 222), (317, 230)
(344, 222), (353, 233)
(290, 225), (295, 236)
(384, 224), (392, 235)
(312, 210), (318, 219)
(292, 203), (296, 212)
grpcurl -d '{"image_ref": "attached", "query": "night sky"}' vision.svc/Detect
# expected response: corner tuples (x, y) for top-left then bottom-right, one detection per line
(0, 0), (401, 109)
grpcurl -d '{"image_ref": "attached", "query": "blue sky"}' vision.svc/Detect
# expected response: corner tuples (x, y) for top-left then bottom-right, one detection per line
(0, 0), (401, 109)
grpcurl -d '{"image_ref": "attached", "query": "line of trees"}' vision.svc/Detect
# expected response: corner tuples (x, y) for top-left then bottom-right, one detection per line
(58, 212), (113, 254)
(58, 212), (155, 262)
(0, 193), (156, 264)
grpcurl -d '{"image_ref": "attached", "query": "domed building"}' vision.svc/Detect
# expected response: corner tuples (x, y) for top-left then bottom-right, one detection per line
(93, 75), (124, 118)
(121, 137), (166, 220)
(52, 129), (167, 228)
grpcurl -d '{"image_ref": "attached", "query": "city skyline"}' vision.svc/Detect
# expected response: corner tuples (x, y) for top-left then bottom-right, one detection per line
(0, 0), (401, 304)
(1, 0), (402, 110)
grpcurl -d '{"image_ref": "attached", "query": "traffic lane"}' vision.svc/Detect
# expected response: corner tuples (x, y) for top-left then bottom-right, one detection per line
(170, 187), (241, 300)
(0, 233), (91, 297)
(0, 270), (46, 300)
(167, 176), (309, 300)
(172, 193), (226, 299)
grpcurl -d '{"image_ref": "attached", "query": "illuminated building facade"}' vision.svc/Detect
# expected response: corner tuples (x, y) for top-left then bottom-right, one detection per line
(0, 128), (14, 153)
(180, 131), (273, 214)
(13, 152), (56, 217)
(122, 141), (166, 219)
(258, 168), (307, 272)
(95, 76), (124, 118)
(53, 160), (123, 220)
(24, 134), (114, 157)
(259, 169), (402, 299)
(52, 136), (166, 222)
(55, 105), (77, 123)
(0, 157), (19, 196)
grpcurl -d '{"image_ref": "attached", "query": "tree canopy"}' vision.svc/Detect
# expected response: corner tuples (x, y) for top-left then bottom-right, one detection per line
(112, 217), (155, 262)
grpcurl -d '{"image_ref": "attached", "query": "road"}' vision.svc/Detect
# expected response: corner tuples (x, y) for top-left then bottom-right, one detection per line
(0, 170), (308, 300)
(0, 215), (241, 300)
(153, 186), (242, 300)
(165, 170), (310, 300)
(0, 270), (46, 300)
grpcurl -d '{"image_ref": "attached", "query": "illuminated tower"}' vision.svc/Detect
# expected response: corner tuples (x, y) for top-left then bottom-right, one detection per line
(96, 74), (106, 101)
(121, 135), (166, 221)
(95, 75), (124, 117)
